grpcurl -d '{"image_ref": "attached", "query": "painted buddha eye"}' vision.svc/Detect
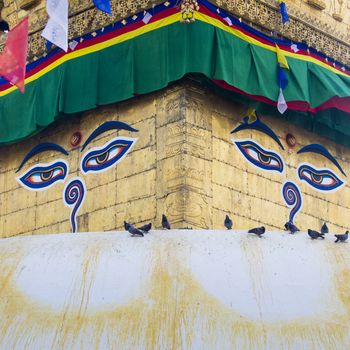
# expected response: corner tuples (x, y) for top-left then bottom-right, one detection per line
(81, 136), (137, 174)
(233, 139), (284, 173)
(298, 164), (344, 192)
(17, 160), (69, 190)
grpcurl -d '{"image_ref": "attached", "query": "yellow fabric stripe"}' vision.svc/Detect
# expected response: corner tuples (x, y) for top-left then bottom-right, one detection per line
(1, 9), (348, 96)
(0, 12), (182, 97)
(194, 11), (349, 78)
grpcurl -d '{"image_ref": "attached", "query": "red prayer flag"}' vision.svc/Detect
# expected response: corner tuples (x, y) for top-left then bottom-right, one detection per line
(0, 17), (29, 93)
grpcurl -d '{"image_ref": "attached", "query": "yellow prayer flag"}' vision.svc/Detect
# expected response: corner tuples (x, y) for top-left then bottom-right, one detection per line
(276, 44), (289, 69)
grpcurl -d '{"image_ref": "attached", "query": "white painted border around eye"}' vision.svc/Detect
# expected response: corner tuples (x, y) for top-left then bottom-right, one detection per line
(16, 159), (70, 192)
(231, 137), (285, 175)
(80, 136), (138, 176)
(297, 162), (346, 193)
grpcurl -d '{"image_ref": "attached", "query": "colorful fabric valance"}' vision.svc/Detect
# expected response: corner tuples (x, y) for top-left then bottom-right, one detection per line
(0, 0), (350, 146)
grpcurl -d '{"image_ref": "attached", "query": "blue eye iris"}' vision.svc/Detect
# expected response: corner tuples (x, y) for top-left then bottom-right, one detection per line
(81, 136), (137, 174)
(298, 164), (344, 192)
(17, 160), (68, 190)
(234, 139), (284, 173)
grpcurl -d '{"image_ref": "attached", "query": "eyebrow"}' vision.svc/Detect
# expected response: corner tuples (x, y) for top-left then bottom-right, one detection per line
(16, 142), (69, 173)
(81, 121), (139, 151)
(297, 144), (346, 177)
(231, 116), (284, 150)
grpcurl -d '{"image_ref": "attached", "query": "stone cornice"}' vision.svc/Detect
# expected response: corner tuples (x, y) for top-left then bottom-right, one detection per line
(1, 0), (350, 65)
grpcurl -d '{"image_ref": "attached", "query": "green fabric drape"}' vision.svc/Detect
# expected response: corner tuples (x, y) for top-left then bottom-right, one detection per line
(1, 20), (350, 146)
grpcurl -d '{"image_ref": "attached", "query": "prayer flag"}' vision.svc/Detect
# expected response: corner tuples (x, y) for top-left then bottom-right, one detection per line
(93, 0), (112, 15)
(278, 2), (289, 24)
(42, 0), (68, 52)
(142, 12), (153, 24)
(277, 88), (288, 114)
(0, 17), (29, 93)
(278, 64), (288, 90)
(275, 44), (289, 69)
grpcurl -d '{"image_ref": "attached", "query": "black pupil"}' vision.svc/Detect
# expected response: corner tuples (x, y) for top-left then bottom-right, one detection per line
(258, 153), (270, 164)
(96, 151), (109, 164)
(40, 170), (53, 181)
(311, 173), (322, 183)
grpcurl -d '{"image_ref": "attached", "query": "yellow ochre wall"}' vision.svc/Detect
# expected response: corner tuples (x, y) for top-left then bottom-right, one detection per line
(0, 81), (349, 237)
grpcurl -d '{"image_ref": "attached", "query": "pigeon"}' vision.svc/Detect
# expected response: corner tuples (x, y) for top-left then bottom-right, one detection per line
(128, 224), (144, 237)
(162, 214), (171, 230)
(307, 229), (325, 240)
(139, 223), (152, 233)
(284, 221), (300, 234)
(334, 231), (349, 243)
(224, 215), (233, 230)
(124, 221), (131, 231)
(321, 223), (329, 234)
(248, 226), (265, 237)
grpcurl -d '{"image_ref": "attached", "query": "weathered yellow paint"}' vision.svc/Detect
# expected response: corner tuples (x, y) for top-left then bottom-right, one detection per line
(0, 84), (350, 236)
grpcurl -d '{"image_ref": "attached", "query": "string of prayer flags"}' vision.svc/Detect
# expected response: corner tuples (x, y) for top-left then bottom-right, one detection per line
(0, 17), (29, 93)
(42, 0), (68, 52)
(276, 44), (289, 114)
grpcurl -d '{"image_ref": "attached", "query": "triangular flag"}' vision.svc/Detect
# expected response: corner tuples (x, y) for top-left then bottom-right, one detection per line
(278, 64), (288, 90)
(42, 0), (68, 52)
(277, 88), (288, 114)
(275, 44), (289, 69)
(0, 17), (29, 93)
(93, 0), (112, 15)
(142, 12), (153, 24)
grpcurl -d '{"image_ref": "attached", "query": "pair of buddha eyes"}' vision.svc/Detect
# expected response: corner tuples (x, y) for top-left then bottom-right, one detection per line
(235, 140), (344, 192)
(18, 137), (136, 190)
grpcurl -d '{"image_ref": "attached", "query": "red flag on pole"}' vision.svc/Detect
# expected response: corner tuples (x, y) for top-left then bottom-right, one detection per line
(0, 17), (29, 93)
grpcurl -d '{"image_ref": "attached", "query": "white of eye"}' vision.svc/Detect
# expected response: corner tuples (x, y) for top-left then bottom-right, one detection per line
(302, 171), (312, 181)
(269, 158), (279, 167)
(245, 147), (260, 162)
(320, 176), (335, 185)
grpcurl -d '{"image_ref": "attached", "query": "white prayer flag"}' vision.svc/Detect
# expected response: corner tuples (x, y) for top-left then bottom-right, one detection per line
(69, 40), (78, 51)
(42, 0), (68, 52)
(223, 17), (232, 26)
(277, 88), (288, 114)
(142, 12), (153, 24)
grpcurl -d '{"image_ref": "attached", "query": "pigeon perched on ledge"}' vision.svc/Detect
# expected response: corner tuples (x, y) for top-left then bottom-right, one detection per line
(284, 221), (300, 234)
(162, 214), (171, 230)
(321, 223), (329, 234)
(334, 231), (349, 243)
(308, 229), (325, 240)
(139, 223), (152, 233)
(224, 215), (233, 230)
(124, 221), (131, 231)
(248, 226), (265, 237)
(128, 224), (144, 237)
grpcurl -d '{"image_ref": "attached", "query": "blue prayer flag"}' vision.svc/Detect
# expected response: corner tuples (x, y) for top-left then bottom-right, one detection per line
(278, 64), (288, 90)
(93, 0), (112, 15)
(279, 2), (289, 24)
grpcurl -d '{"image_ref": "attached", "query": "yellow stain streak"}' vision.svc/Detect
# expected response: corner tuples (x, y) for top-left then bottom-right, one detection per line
(0, 238), (350, 349)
